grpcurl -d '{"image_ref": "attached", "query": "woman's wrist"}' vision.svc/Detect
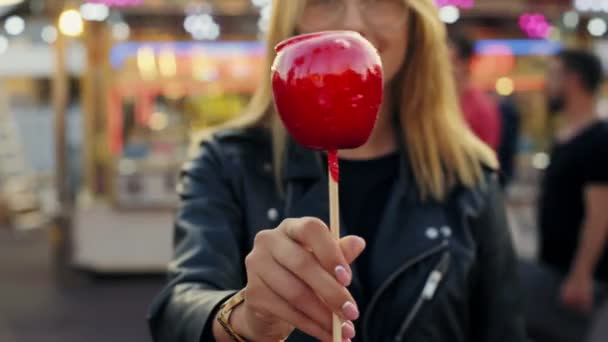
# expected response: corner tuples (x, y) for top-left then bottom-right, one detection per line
(212, 296), (256, 341)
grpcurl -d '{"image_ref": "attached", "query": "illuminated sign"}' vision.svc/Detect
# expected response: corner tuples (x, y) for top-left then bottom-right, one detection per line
(475, 39), (562, 56)
(109, 41), (265, 69)
(573, 0), (608, 12)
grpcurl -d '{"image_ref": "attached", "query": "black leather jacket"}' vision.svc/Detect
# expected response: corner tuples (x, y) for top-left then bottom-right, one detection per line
(148, 128), (527, 342)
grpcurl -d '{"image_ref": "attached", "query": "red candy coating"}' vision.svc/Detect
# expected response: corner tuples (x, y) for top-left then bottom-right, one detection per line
(271, 31), (384, 151)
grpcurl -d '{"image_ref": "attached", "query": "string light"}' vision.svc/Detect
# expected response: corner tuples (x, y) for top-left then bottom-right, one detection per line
(184, 13), (220, 40)
(495, 77), (514, 96)
(519, 13), (551, 39)
(588, 17), (608, 36)
(438, 5), (460, 24)
(563, 10), (580, 29)
(41, 25), (58, 43)
(112, 22), (130, 41)
(5, 15), (25, 36)
(574, 0), (608, 12)
(59, 9), (84, 37)
(80, 3), (110, 22)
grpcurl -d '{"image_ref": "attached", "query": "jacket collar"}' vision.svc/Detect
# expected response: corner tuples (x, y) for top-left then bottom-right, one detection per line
(281, 138), (324, 183)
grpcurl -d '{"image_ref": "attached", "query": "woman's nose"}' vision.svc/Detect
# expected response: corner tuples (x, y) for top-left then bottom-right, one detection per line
(340, 2), (370, 39)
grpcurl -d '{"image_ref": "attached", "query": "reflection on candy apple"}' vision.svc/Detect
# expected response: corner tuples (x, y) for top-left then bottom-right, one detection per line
(271, 31), (384, 151)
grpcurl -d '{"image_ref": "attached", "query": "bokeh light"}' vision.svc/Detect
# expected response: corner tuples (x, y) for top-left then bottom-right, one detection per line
(519, 13), (551, 39)
(112, 22), (130, 41)
(149, 112), (169, 131)
(80, 3), (110, 22)
(588, 17), (608, 36)
(59, 9), (84, 37)
(495, 77), (515, 96)
(532, 152), (550, 170)
(184, 13), (220, 40)
(562, 10), (580, 29)
(5, 15), (25, 36)
(41, 25), (58, 44)
(439, 5), (460, 24)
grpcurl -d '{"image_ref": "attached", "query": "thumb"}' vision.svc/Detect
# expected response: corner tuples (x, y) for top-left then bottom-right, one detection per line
(339, 236), (366, 264)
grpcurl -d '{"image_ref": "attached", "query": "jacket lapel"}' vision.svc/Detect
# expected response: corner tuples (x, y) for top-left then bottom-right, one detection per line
(282, 140), (332, 229)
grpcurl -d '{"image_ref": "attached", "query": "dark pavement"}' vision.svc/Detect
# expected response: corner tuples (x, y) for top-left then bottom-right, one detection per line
(1, 224), (606, 342)
(0, 228), (165, 342)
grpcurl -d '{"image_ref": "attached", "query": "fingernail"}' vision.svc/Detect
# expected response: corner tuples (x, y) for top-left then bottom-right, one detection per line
(353, 236), (366, 250)
(335, 265), (351, 286)
(342, 321), (356, 339)
(342, 339), (352, 342)
(342, 301), (360, 320)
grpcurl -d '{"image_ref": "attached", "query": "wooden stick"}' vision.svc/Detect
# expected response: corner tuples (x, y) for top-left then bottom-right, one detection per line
(328, 155), (342, 342)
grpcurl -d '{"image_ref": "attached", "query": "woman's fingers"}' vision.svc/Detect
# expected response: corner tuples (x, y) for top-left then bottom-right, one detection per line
(247, 273), (333, 341)
(244, 218), (366, 341)
(281, 218), (351, 275)
(339, 235), (366, 264)
(270, 231), (360, 321)
(249, 248), (334, 331)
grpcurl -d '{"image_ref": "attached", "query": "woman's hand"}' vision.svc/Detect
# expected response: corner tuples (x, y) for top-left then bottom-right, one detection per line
(235, 217), (365, 341)
(560, 270), (594, 314)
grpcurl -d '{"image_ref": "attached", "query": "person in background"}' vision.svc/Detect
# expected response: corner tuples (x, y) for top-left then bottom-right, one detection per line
(450, 33), (502, 152)
(521, 49), (608, 342)
(496, 96), (521, 188)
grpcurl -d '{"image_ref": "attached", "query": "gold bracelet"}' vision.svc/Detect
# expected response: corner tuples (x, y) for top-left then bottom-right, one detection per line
(217, 291), (249, 342)
(217, 290), (291, 341)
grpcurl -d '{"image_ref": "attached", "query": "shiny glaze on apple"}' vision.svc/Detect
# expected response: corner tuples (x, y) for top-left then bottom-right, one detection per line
(271, 31), (384, 152)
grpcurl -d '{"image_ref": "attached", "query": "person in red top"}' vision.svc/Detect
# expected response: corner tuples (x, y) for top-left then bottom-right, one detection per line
(450, 33), (502, 151)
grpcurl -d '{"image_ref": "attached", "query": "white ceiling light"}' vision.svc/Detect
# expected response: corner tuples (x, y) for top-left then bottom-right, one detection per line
(41, 25), (57, 44)
(0, 0), (24, 6)
(112, 22), (130, 41)
(438, 5), (460, 24)
(574, 0), (608, 12)
(184, 13), (220, 40)
(588, 17), (607, 36)
(5, 15), (25, 35)
(575, 0), (592, 11)
(563, 10), (580, 29)
(58, 9), (84, 37)
(80, 3), (110, 22)
(251, 0), (271, 8)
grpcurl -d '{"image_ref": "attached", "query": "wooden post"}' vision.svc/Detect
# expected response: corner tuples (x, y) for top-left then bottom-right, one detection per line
(51, 8), (74, 285)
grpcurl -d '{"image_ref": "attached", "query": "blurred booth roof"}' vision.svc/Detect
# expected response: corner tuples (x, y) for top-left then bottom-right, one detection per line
(463, 0), (573, 19)
(0, 0), (259, 17)
(0, 0), (577, 20)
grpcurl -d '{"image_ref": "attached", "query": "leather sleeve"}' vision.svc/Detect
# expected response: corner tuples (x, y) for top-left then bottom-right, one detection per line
(147, 139), (246, 342)
(470, 178), (528, 342)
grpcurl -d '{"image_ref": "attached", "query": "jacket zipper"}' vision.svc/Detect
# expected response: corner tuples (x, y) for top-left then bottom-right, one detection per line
(362, 240), (449, 341)
(394, 251), (451, 341)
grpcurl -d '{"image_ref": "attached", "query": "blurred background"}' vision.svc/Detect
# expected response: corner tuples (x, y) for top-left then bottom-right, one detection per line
(0, 0), (606, 341)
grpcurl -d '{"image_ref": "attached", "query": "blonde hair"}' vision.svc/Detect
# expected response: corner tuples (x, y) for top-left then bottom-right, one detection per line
(215, 0), (497, 201)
